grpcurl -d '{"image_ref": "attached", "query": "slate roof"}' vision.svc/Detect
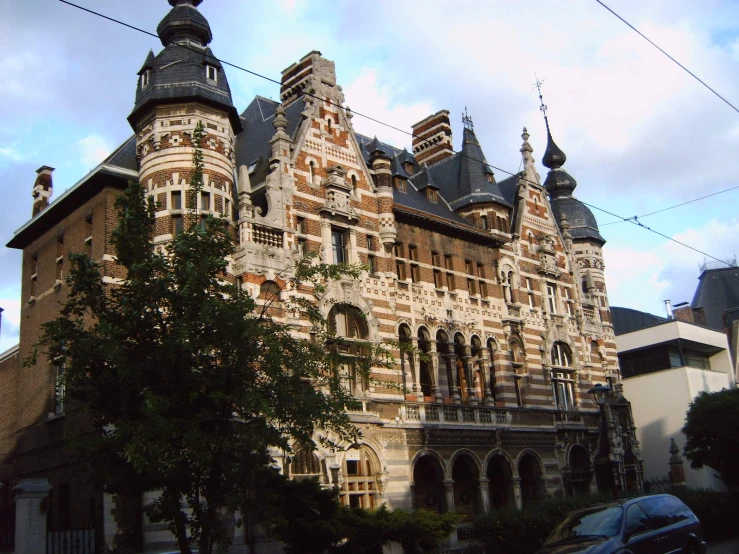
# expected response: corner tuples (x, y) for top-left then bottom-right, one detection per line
(611, 306), (668, 336)
(129, 2), (240, 131)
(234, 96), (306, 187)
(691, 266), (739, 330)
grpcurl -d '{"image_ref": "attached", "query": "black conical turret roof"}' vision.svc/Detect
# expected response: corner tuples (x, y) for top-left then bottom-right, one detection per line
(128, 0), (241, 132)
(541, 127), (604, 244)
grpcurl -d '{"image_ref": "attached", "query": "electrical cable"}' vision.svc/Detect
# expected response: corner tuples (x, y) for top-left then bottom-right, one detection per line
(57, 0), (738, 270)
(600, 184), (739, 226)
(594, 0), (739, 117)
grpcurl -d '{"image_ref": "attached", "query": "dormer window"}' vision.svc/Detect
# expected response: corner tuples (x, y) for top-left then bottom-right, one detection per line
(394, 178), (406, 192)
(426, 189), (438, 203)
(206, 65), (217, 82)
(141, 70), (150, 88)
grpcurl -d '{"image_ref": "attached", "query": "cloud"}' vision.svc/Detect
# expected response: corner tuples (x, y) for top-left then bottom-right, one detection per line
(78, 135), (112, 169)
(0, 147), (25, 163)
(0, 298), (20, 353)
(605, 218), (739, 315)
(343, 69), (433, 149)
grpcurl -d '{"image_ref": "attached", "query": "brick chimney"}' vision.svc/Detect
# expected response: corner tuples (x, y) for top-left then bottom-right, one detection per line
(32, 166), (54, 217)
(280, 51), (341, 108)
(412, 110), (454, 167)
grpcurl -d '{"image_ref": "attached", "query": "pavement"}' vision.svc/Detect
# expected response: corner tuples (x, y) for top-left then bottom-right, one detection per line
(707, 537), (739, 554)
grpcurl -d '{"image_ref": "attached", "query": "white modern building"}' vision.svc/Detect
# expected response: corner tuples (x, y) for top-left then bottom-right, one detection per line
(613, 307), (736, 491)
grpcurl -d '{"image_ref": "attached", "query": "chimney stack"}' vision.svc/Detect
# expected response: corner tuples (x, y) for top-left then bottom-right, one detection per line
(412, 110), (454, 167)
(32, 166), (54, 217)
(664, 300), (673, 320)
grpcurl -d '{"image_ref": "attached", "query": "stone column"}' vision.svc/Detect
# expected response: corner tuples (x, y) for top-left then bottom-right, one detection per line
(13, 478), (52, 554)
(412, 348), (422, 395)
(479, 352), (494, 405)
(511, 477), (522, 509)
(463, 345), (478, 405)
(447, 353), (461, 402)
(444, 479), (456, 513)
(428, 341), (443, 402)
(478, 478), (491, 513)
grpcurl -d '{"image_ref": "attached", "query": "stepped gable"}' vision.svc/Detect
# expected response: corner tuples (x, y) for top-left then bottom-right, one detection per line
(542, 129), (605, 245)
(128, 0), (241, 132)
(234, 96), (305, 187)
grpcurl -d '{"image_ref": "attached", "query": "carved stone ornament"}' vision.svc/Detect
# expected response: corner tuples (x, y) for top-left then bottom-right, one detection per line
(320, 165), (357, 221)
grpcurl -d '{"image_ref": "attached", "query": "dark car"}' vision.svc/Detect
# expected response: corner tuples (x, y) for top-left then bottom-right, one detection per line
(536, 494), (706, 554)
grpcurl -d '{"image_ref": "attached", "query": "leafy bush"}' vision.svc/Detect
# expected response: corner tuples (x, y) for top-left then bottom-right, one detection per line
(671, 488), (739, 541)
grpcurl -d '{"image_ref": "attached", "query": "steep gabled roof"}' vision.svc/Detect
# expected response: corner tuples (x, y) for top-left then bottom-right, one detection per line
(691, 267), (739, 330)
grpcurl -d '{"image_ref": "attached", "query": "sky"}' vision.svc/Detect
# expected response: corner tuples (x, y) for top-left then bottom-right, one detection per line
(2, 0), (739, 352)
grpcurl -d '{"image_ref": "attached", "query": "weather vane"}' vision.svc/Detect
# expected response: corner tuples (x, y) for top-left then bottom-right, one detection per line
(533, 74), (551, 133)
(462, 106), (474, 131)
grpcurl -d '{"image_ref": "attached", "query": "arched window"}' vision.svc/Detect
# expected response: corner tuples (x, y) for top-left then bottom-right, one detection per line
(418, 327), (433, 398)
(292, 449), (322, 477)
(328, 304), (369, 395)
(551, 341), (575, 410)
(551, 342), (572, 367)
(259, 280), (281, 301)
(509, 338), (525, 407)
(351, 174), (357, 191)
(487, 338), (497, 400)
(341, 445), (378, 508)
(308, 160), (315, 184)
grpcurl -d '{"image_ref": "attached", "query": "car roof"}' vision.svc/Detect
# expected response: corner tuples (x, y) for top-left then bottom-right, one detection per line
(567, 494), (679, 514)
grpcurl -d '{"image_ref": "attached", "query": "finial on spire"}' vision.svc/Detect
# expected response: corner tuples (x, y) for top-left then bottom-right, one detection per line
(273, 104), (288, 131)
(520, 127), (540, 186)
(462, 107), (474, 131)
(534, 74), (550, 134)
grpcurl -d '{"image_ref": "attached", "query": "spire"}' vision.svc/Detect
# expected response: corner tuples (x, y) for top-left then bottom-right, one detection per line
(462, 107), (474, 131)
(157, 0), (212, 47)
(520, 127), (540, 186)
(535, 76), (567, 170)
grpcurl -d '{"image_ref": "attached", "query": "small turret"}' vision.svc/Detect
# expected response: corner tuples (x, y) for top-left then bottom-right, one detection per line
(32, 166), (54, 217)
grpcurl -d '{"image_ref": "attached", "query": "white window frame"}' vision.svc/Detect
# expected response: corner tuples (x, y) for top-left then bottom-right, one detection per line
(206, 64), (217, 82)
(526, 277), (536, 308)
(141, 70), (150, 88)
(546, 283), (558, 314)
(552, 370), (575, 410)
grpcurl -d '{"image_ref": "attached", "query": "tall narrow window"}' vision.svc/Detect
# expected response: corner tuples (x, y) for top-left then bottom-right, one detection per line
(368, 254), (376, 275)
(224, 198), (231, 217)
(426, 189), (438, 203)
(481, 214), (488, 230)
(408, 245), (418, 262)
(327, 118), (332, 133)
(526, 277), (536, 308)
(444, 254), (453, 271)
(171, 190), (182, 210)
(297, 216), (306, 234)
(553, 371), (575, 410)
(331, 228), (348, 264)
(394, 242), (404, 258)
(465, 260), (474, 275)
(351, 174), (357, 191)
(141, 70), (150, 88)
(84, 213), (93, 257)
(479, 279), (488, 297)
(546, 283), (557, 313)
(366, 235), (374, 251)
(206, 65), (217, 82)
(200, 192), (210, 211)
(172, 216), (183, 235)
(30, 255), (38, 298)
(395, 178), (407, 192)
(446, 272), (455, 290)
(308, 161), (315, 184)
(297, 238), (307, 258)
(56, 235), (64, 282)
(54, 362), (65, 415)
(467, 278), (477, 296)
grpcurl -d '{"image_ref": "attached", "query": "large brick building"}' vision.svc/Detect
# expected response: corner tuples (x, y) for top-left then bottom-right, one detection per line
(0, 0), (642, 550)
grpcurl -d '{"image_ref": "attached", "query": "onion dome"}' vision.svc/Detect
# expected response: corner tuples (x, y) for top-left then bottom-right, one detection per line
(157, 0), (212, 47)
(128, 0), (241, 132)
(542, 128), (604, 244)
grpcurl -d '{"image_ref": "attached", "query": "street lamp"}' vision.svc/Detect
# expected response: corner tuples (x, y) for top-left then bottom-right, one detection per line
(588, 383), (611, 407)
(588, 383), (615, 496)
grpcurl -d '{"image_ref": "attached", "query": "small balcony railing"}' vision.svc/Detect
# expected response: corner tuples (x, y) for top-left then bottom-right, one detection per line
(252, 224), (283, 248)
(556, 410), (584, 425)
(402, 403), (510, 426)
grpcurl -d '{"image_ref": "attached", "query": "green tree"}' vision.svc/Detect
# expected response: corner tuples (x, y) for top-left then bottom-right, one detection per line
(682, 388), (739, 493)
(256, 472), (459, 554)
(36, 178), (384, 554)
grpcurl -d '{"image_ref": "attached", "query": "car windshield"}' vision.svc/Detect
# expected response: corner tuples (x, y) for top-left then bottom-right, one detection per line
(546, 506), (624, 544)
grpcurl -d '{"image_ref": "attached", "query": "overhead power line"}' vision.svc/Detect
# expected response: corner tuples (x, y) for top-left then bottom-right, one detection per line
(58, 0), (738, 270)
(600, 184), (739, 226)
(594, 0), (739, 116)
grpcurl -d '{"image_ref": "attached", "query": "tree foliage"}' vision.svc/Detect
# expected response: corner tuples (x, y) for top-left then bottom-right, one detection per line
(682, 387), (739, 492)
(36, 179), (389, 554)
(254, 472), (459, 554)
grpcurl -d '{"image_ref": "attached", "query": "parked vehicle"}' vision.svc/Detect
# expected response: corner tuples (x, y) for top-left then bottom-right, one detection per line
(536, 494), (705, 554)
